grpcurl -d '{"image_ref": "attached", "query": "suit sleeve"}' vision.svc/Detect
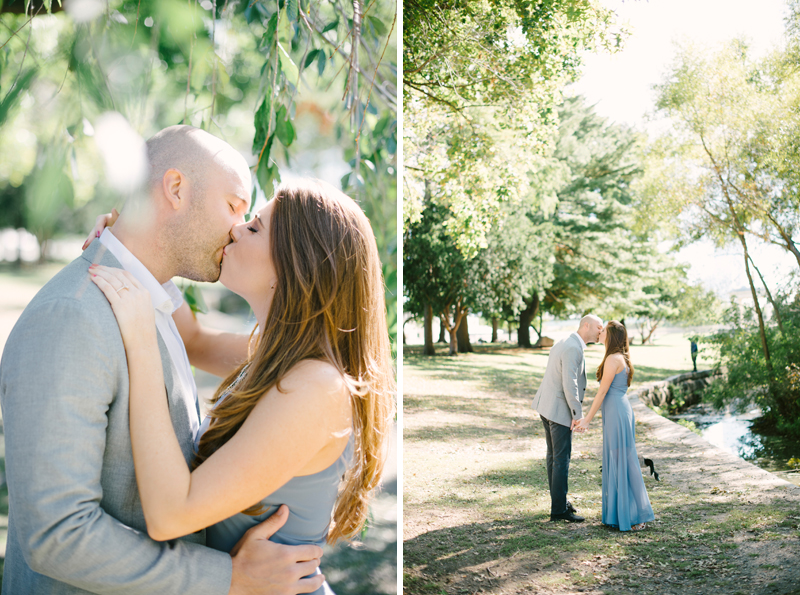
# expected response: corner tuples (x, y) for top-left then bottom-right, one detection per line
(0, 298), (232, 595)
(560, 344), (583, 420)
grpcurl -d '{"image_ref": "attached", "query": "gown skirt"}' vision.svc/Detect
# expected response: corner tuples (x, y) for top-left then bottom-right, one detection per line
(601, 369), (655, 531)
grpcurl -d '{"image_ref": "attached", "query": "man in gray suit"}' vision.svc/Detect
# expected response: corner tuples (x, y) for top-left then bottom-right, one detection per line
(531, 315), (603, 522)
(0, 126), (324, 594)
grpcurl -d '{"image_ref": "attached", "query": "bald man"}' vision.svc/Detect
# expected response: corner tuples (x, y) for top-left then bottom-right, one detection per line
(0, 126), (324, 595)
(531, 315), (603, 522)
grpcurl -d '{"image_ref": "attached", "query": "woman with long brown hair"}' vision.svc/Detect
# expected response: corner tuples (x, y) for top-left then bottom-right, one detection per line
(575, 321), (653, 531)
(89, 179), (395, 593)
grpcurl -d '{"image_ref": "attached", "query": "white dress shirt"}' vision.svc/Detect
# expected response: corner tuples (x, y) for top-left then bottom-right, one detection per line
(99, 229), (200, 436)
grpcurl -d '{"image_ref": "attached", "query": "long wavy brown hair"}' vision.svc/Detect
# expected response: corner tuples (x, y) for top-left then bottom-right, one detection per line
(596, 320), (634, 387)
(194, 179), (395, 544)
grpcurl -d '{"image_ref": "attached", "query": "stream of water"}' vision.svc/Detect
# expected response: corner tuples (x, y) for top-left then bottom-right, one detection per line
(669, 404), (800, 487)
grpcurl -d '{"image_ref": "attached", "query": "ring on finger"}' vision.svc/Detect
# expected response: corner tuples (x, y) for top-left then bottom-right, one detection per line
(115, 284), (130, 294)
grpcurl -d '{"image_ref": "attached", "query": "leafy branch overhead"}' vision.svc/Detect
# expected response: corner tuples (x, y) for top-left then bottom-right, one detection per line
(403, 0), (627, 255)
(246, 0), (397, 198)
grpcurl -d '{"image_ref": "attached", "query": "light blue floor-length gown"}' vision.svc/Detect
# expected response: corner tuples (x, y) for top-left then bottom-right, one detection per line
(194, 368), (353, 595)
(601, 368), (655, 531)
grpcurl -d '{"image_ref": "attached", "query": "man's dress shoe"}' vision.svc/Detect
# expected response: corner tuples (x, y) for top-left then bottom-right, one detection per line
(566, 501), (577, 514)
(550, 511), (585, 522)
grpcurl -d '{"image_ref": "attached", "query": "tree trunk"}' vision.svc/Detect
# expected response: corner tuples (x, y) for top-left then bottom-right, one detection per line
(518, 293), (540, 348)
(532, 309), (542, 341)
(491, 317), (498, 343)
(706, 147), (772, 374)
(423, 304), (435, 356)
(642, 319), (660, 345)
(38, 238), (49, 264)
(457, 313), (473, 353)
(766, 211), (800, 269)
(441, 303), (467, 356)
(448, 326), (458, 355)
(741, 240), (772, 373)
(14, 228), (24, 268)
(748, 254), (785, 335)
(437, 318), (446, 343)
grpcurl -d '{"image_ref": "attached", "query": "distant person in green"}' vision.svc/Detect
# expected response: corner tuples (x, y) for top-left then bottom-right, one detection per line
(690, 339), (698, 372)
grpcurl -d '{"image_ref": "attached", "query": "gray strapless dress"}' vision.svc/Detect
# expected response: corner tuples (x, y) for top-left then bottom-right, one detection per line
(601, 368), (654, 531)
(194, 372), (353, 595)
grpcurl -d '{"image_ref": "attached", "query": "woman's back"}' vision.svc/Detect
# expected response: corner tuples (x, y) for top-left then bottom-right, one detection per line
(203, 435), (353, 552)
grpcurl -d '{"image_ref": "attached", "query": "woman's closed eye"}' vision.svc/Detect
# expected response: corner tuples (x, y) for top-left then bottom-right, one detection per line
(247, 225), (258, 233)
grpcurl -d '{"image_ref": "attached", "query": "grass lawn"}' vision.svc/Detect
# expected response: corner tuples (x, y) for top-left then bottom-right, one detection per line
(403, 336), (800, 595)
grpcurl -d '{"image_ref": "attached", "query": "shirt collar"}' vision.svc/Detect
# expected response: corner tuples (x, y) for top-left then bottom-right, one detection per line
(99, 229), (183, 315)
(571, 331), (586, 349)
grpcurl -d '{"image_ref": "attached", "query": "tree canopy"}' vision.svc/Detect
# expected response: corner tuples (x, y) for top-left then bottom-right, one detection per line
(403, 0), (625, 254)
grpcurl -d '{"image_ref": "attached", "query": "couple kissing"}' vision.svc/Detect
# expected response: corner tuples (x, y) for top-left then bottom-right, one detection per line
(0, 125), (394, 595)
(532, 315), (654, 532)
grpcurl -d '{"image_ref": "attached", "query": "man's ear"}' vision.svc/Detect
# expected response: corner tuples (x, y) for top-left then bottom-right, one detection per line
(162, 168), (185, 211)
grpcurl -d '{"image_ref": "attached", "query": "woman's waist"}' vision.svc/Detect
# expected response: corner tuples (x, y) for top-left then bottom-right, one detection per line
(601, 390), (630, 405)
(208, 505), (331, 548)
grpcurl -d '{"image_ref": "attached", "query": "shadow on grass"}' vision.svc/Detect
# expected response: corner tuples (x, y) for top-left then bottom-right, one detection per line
(403, 387), (548, 444)
(405, 479), (800, 595)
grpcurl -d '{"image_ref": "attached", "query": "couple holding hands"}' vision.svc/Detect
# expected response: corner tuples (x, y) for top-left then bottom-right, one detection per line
(533, 315), (655, 532)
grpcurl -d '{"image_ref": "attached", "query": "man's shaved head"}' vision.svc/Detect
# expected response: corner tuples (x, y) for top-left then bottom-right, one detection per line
(580, 314), (602, 330)
(145, 125), (250, 199)
(113, 125), (252, 284)
(578, 314), (604, 344)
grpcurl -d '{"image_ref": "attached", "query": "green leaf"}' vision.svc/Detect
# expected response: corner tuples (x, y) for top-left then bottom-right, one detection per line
(252, 94), (273, 155)
(373, 115), (390, 137)
(262, 13), (278, 48)
(287, 0), (298, 24)
(275, 106), (296, 146)
(321, 18), (338, 33)
(303, 48), (320, 69)
(277, 7), (293, 44)
(256, 149), (280, 194)
(317, 49), (326, 77)
(249, 186), (258, 216)
(0, 69), (36, 126)
(367, 15), (387, 36)
(183, 284), (209, 315)
(277, 43), (299, 86)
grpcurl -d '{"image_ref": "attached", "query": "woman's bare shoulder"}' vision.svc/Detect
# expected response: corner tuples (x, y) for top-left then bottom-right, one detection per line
(606, 353), (627, 371)
(279, 359), (348, 398)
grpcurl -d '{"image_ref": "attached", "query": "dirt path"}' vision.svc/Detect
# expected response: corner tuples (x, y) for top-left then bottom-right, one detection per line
(403, 346), (800, 595)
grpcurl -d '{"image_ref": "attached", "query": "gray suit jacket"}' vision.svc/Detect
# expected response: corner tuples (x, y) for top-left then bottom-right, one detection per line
(531, 333), (587, 428)
(0, 241), (231, 594)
